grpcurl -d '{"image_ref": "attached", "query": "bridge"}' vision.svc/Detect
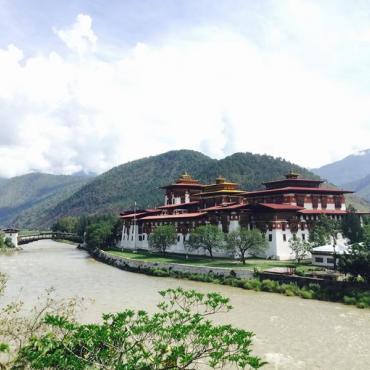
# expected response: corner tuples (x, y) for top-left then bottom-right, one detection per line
(18, 232), (83, 245)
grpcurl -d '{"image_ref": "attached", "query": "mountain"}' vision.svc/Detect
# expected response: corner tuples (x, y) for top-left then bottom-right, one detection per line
(313, 149), (370, 186)
(0, 173), (92, 228)
(341, 173), (370, 204)
(46, 150), (321, 222)
(5, 150), (369, 229)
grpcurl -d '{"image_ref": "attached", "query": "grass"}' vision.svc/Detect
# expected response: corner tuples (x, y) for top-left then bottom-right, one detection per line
(105, 249), (300, 271)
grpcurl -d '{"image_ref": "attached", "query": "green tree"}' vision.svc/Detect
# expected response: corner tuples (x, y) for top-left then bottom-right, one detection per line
(186, 224), (224, 258)
(338, 243), (370, 283)
(4, 237), (15, 248)
(309, 215), (341, 247)
(14, 288), (265, 369)
(52, 216), (78, 233)
(85, 220), (115, 250)
(0, 233), (14, 250)
(148, 225), (177, 254)
(309, 215), (341, 269)
(341, 205), (363, 243)
(226, 228), (268, 264)
(289, 235), (312, 264)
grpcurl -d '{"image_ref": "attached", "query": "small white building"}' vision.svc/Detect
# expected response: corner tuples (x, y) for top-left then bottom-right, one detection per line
(311, 243), (349, 268)
(3, 228), (19, 248)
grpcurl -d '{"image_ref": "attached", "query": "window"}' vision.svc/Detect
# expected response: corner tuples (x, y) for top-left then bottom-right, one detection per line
(300, 223), (305, 231)
(177, 235), (181, 242)
(268, 224), (273, 232)
(302, 234), (306, 241)
(321, 196), (327, 209)
(268, 234), (272, 242)
(315, 257), (324, 263)
(283, 234), (286, 242)
(296, 196), (304, 207)
(327, 258), (335, 264)
(334, 196), (342, 209)
(139, 235), (142, 241)
(282, 223), (286, 231)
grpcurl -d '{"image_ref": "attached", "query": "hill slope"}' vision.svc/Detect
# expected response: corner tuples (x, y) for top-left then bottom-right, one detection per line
(0, 173), (92, 228)
(47, 150), (320, 222)
(342, 173), (370, 203)
(313, 149), (370, 185)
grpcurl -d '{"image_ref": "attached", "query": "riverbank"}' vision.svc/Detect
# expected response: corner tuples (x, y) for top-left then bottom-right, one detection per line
(91, 248), (370, 310)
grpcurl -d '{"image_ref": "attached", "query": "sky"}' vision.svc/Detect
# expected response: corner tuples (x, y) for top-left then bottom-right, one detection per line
(1, 0), (370, 177)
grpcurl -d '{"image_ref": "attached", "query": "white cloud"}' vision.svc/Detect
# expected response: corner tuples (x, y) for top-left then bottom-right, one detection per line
(0, 11), (370, 177)
(54, 14), (97, 54)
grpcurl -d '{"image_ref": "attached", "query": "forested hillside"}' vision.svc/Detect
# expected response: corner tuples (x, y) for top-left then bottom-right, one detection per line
(0, 173), (92, 228)
(46, 150), (319, 223)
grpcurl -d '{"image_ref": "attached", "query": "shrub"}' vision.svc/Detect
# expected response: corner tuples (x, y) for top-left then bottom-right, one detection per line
(343, 295), (357, 305)
(261, 279), (278, 292)
(243, 279), (261, 291)
(308, 283), (321, 292)
(151, 268), (169, 277)
(284, 289), (295, 297)
(357, 292), (370, 308)
(356, 301), (367, 309)
(300, 290), (314, 299)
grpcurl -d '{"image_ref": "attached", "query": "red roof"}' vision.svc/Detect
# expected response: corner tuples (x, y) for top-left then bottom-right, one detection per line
(298, 209), (347, 215)
(263, 178), (324, 186)
(244, 187), (352, 196)
(120, 209), (161, 219)
(120, 212), (148, 219)
(257, 203), (304, 211)
(158, 201), (199, 209)
(203, 202), (247, 211)
(160, 183), (204, 189)
(141, 212), (207, 221)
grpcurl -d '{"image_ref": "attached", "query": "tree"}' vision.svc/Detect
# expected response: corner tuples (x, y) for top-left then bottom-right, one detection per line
(309, 215), (341, 269)
(0, 234), (14, 250)
(186, 224), (224, 258)
(309, 215), (341, 247)
(85, 219), (115, 250)
(4, 237), (15, 248)
(341, 205), (363, 243)
(226, 228), (268, 264)
(0, 276), (81, 369)
(148, 225), (177, 254)
(14, 288), (265, 369)
(52, 216), (78, 234)
(338, 243), (370, 283)
(289, 235), (312, 264)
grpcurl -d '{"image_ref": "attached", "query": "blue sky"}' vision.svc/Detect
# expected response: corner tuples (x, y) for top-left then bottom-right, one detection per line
(1, 0), (370, 176)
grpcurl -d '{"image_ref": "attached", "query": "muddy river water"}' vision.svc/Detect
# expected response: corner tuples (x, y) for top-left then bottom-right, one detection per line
(1, 240), (370, 369)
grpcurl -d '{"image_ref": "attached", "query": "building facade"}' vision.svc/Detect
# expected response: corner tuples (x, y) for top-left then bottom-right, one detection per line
(120, 172), (355, 260)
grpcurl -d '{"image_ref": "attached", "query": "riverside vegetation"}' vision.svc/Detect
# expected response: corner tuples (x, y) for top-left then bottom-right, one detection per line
(0, 270), (265, 369)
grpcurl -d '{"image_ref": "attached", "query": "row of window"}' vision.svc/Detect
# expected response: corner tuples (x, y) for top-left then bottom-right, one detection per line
(267, 233), (306, 242)
(314, 256), (334, 264)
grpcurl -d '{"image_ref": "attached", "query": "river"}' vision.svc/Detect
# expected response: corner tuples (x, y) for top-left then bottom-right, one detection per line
(1, 240), (370, 369)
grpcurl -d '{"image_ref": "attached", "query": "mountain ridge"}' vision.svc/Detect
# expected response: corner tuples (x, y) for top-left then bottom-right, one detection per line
(0, 173), (92, 228)
(1, 150), (369, 229)
(313, 149), (370, 185)
(44, 149), (322, 224)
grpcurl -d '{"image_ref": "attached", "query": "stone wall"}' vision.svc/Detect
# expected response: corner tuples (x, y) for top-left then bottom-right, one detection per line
(90, 248), (254, 279)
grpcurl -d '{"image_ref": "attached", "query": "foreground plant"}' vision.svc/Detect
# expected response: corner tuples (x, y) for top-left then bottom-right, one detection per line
(0, 276), (82, 369)
(15, 288), (265, 369)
